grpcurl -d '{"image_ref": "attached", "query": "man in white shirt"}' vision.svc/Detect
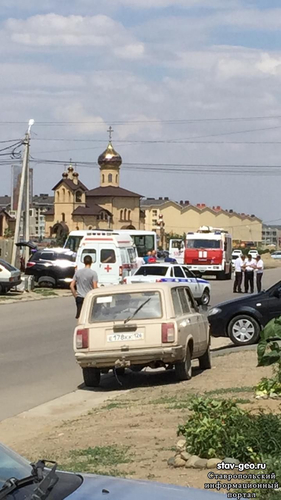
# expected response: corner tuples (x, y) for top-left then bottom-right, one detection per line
(244, 254), (255, 293)
(233, 255), (243, 293)
(255, 255), (264, 293)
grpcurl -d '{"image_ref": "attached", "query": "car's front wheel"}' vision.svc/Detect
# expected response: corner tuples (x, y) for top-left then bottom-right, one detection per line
(227, 315), (260, 346)
(199, 289), (210, 306)
(82, 367), (101, 387)
(175, 345), (192, 381)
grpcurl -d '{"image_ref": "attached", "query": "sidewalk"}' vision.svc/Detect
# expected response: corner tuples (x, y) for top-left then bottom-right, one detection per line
(0, 288), (72, 304)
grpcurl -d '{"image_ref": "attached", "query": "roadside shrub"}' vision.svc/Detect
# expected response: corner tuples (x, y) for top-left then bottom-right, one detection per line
(256, 317), (281, 396)
(177, 397), (281, 462)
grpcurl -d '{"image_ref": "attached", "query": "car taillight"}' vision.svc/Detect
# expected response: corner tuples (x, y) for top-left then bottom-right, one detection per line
(119, 265), (123, 276)
(123, 277), (127, 284)
(162, 323), (175, 343)
(76, 328), (89, 349)
(26, 262), (36, 268)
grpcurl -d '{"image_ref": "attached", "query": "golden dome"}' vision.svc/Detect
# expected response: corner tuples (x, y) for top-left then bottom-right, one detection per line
(98, 142), (122, 169)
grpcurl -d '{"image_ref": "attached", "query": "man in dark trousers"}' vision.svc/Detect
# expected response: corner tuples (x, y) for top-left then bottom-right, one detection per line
(70, 255), (98, 321)
(244, 254), (255, 294)
(233, 254), (243, 293)
(255, 255), (264, 293)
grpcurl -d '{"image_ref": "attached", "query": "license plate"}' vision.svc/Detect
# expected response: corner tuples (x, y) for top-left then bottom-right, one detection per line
(107, 332), (144, 342)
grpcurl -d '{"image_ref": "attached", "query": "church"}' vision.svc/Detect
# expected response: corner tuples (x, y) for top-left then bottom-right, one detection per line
(45, 133), (145, 239)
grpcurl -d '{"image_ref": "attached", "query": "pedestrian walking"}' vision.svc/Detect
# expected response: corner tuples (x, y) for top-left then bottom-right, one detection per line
(255, 255), (264, 293)
(233, 255), (244, 293)
(70, 255), (98, 321)
(244, 254), (255, 293)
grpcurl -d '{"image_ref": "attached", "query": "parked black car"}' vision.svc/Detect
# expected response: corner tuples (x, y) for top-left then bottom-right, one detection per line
(208, 280), (281, 346)
(25, 248), (76, 288)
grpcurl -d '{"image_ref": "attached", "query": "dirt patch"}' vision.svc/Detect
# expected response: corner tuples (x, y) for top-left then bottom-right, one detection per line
(263, 253), (281, 269)
(0, 350), (280, 489)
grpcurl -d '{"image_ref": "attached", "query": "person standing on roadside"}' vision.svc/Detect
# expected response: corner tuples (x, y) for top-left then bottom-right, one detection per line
(244, 254), (255, 294)
(233, 254), (244, 293)
(240, 254), (246, 291)
(255, 255), (264, 293)
(70, 255), (98, 321)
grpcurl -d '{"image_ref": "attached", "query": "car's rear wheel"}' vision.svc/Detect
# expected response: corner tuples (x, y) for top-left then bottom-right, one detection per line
(82, 367), (101, 387)
(38, 275), (56, 288)
(175, 345), (192, 381)
(228, 315), (260, 346)
(0, 284), (7, 295)
(199, 345), (211, 370)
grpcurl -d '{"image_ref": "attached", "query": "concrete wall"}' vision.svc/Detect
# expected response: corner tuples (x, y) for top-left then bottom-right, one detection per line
(0, 239), (14, 263)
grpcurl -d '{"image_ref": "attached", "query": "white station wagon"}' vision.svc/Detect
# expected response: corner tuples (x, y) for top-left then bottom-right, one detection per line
(73, 282), (211, 387)
(124, 263), (211, 306)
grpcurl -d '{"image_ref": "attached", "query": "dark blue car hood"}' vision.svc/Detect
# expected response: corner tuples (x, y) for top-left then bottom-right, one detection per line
(67, 473), (222, 499)
(212, 291), (265, 310)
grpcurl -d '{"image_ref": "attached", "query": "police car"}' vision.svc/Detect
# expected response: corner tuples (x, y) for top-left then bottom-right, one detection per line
(124, 263), (211, 305)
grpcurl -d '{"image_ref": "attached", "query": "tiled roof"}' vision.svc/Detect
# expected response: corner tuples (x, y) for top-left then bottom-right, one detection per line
(86, 186), (141, 198)
(72, 205), (112, 216)
(44, 207), (54, 216)
(52, 178), (88, 192)
(0, 196), (11, 207)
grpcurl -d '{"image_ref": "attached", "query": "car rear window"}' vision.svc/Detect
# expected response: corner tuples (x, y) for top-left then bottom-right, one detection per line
(90, 291), (162, 323)
(37, 252), (56, 261)
(56, 253), (76, 262)
(135, 266), (168, 276)
(0, 259), (18, 272)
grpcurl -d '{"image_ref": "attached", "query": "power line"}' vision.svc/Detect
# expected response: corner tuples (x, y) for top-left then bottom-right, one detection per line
(2, 114), (281, 125)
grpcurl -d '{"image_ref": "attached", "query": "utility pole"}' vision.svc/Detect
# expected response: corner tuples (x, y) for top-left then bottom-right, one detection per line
(11, 119), (34, 267)
(158, 214), (165, 250)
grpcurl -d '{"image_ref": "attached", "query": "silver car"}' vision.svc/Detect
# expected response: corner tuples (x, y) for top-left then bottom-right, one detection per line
(0, 442), (222, 499)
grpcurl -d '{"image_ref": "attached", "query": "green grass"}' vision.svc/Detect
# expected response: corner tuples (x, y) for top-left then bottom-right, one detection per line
(33, 288), (57, 297)
(204, 386), (254, 396)
(58, 445), (134, 476)
(101, 400), (132, 410)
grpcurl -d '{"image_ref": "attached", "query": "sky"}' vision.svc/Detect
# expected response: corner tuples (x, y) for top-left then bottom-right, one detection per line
(1, 0), (281, 222)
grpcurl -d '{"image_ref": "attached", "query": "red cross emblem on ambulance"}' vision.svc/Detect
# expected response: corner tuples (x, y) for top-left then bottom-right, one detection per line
(104, 265), (112, 272)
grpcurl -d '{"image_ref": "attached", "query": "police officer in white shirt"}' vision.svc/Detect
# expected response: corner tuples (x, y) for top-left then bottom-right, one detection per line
(255, 255), (264, 293)
(244, 254), (255, 293)
(233, 255), (244, 293)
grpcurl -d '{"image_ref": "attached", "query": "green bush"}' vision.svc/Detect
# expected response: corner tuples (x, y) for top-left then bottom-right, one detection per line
(177, 397), (281, 462)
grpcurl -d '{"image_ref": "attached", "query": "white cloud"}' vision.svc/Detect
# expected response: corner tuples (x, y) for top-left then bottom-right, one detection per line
(4, 14), (145, 60)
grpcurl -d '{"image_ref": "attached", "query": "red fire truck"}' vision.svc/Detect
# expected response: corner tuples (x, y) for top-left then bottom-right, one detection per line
(184, 226), (232, 280)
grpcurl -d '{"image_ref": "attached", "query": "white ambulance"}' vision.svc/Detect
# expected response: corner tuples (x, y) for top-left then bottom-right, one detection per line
(75, 231), (137, 286)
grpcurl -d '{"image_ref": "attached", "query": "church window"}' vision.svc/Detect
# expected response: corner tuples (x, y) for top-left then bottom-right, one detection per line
(108, 173), (113, 183)
(124, 209), (127, 220)
(57, 191), (60, 201)
(68, 191), (71, 201)
(115, 174), (118, 183)
(128, 210), (131, 220)
(120, 210), (123, 220)
(61, 213), (65, 222)
(76, 191), (82, 203)
(62, 188), (65, 201)
(102, 174), (105, 183)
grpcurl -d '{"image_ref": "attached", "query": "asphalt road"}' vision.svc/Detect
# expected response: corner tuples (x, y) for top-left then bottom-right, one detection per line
(1, 267), (281, 421)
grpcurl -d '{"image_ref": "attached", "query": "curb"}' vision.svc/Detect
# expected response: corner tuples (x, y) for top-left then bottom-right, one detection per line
(0, 292), (71, 306)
